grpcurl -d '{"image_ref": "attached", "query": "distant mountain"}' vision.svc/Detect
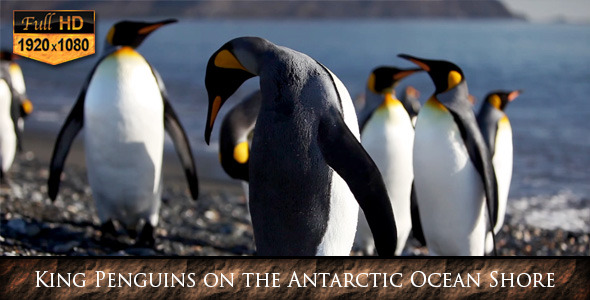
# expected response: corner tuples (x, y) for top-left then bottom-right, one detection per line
(2, 0), (522, 20)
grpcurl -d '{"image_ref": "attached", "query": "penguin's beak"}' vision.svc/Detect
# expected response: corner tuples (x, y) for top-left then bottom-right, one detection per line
(138, 19), (177, 35)
(508, 90), (522, 102)
(393, 68), (423, 80)
(398, 54), (431, 72)
(205, 95), (223, 144)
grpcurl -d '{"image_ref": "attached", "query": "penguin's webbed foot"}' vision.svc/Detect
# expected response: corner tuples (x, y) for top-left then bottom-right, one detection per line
(99, 220), (126, 249)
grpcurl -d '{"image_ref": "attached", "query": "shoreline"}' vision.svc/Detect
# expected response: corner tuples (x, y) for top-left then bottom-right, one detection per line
(1, 126), (588, 256)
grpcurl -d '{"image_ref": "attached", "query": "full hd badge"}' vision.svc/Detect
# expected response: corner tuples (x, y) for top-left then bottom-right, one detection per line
(13, 10), (95, 65)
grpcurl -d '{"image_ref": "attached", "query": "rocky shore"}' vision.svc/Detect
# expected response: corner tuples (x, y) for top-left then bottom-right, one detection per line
(1, 153), (588, 256)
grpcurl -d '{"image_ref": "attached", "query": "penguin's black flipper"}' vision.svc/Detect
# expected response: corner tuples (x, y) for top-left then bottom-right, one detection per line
(410, 181), (426, 246)
(318, 110), (397, 257)
(163, 99), (199, 200)
(47, 54), (109, 201)
(48, 96), (84, 201)
(477, 102), (502, 156)
(150, 66), (199, 200)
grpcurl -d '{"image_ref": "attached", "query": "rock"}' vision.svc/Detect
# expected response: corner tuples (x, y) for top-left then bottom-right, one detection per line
(7, 218), (27, 235)
(52, 241), (80, 254)
(125, 247), (156, 256)
(26, 223), (41, 237)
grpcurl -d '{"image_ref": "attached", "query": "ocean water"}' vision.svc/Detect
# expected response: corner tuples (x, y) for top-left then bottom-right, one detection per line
(1, 19), (589, 232)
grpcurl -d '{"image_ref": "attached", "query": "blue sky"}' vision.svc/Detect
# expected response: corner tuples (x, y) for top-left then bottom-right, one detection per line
(500, 0), (590, 23)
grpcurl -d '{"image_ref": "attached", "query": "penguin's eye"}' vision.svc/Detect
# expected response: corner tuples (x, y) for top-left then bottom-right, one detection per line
(447, 70), (462, 90)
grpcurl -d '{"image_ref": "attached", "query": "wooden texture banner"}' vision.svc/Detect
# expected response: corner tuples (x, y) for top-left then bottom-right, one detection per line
(0, 258), (588, 299)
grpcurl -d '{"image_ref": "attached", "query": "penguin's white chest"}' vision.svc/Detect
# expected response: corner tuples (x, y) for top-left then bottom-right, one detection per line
(0, 79), (16, 172)
(492, 117), (513, 233)
(83, 48), (164, 225)
(316, 71), (360, 255)
(358, 101), (414, 255)
(413, 100), (486, 255)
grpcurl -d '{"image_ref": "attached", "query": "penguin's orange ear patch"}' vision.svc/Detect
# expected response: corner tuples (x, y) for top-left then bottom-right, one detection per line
(447, 70), (462, 90)
(214, 50), (249, 72)
(489, 94), (502, 109)
(367, 73), (377, 93)
(22, 99), (33, 114)
(233, 141), (249, 164)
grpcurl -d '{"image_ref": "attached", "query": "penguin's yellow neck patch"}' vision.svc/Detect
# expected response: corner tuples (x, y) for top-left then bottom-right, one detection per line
(489, 94), (502, 109)
(214, 50), (249, 72)
(499, 115), (510, 125)
(425, 96), (448, 112)
(447, 70), (462, 90)
(233, 141), (249, 164)
(114, 46), (141, 57)
(9, 63), (22, 74)
(378, 93), (401, 110)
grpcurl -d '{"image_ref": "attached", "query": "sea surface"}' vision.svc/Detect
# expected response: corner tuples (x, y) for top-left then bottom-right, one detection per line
(1, 19), (589, 233)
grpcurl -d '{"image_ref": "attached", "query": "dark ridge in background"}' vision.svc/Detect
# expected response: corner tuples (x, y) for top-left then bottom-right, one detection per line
(2, 0), (523, 21)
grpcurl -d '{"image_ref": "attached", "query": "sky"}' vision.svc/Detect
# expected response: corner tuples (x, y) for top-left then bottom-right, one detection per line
(500, 0), (590, 23)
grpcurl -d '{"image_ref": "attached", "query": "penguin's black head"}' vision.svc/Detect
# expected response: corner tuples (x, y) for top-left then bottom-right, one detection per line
(106, 19), (177, 48)
(398, 54), (465, 95)
(368, 66), (422, 94)
(485, 90), (522, 111)
(0, 50), (17, 61)
(204, 43), (256, 144)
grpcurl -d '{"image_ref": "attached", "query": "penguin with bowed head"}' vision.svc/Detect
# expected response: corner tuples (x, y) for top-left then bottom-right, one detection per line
(48, 19), (199, 247)
(398, 54), (498, 256)
(204, 36), (397, 256)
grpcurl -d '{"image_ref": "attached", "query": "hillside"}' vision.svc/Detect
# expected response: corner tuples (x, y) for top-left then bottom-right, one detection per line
(2, 0), (522, 21)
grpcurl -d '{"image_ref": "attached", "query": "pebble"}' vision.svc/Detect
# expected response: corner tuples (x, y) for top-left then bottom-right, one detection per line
(52, 241), (80, 254)
(6, 219), (27, 235)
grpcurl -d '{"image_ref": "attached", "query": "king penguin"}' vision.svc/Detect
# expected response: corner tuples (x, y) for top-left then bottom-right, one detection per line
(1, 52), (33, 180)
(399, 85), (421, 126)
(477, 90), (521, 254)
(1, 51), (33, 154)
(218, 90), (261, 202)
(48, 19), (199, 247)
(0, 67), (16, 180)
(353, 66), (420, 256)
(204, 37), (397, 256)
(399, 54), (498, 256)
(219, 90), (261, 183)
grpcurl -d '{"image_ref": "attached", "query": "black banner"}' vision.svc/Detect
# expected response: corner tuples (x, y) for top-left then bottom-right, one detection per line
(13, 11), (94, 34)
